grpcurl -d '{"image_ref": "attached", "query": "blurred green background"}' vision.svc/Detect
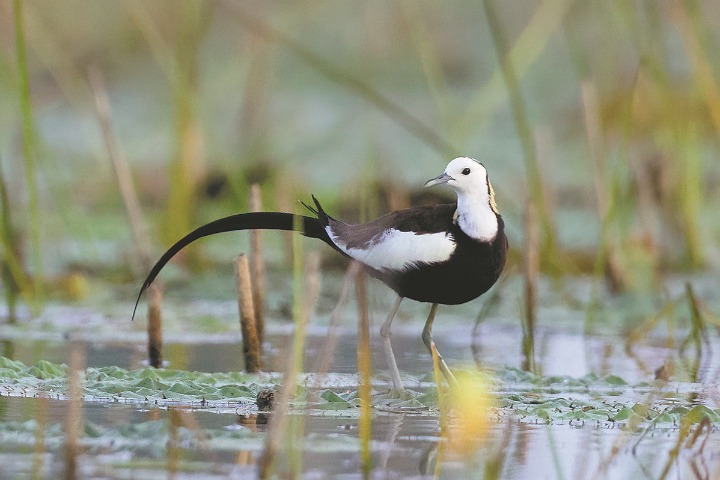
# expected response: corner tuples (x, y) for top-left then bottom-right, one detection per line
(1, 0), (719, 315)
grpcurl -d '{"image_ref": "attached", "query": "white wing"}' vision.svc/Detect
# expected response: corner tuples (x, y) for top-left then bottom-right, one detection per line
(327, 226), (456, 271)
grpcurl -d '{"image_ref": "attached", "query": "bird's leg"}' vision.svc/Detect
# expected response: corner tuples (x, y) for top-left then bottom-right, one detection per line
(379, 296), (404, 390)
(421, 303), (457, 387)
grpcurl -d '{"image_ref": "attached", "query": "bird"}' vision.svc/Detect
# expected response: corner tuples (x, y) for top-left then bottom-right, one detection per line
(132, 157), (507, 391)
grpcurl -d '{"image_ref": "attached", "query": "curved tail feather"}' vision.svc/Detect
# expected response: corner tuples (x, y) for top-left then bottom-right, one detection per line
(131, 211), (337, 320)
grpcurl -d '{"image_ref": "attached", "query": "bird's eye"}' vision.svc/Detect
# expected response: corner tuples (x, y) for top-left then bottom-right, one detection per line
(461, 168), (471, 175)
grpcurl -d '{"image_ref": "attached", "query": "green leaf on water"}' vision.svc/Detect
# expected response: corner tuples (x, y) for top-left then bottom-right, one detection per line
(613, 407), (637, 421)
(27, 360), (66, 379)
(0, 356), (24, 371)
(683, 405), (720, 424)
(631, 403), (649, 418)
(137, 368), (161, 380)
(217, 385), (254, 398)
(133, 378), (169, 390)
(320, 390), (348, 403)
(667, 406), (690, 416)
(603, 375), (627, 386)
(652, 413), (675, 424)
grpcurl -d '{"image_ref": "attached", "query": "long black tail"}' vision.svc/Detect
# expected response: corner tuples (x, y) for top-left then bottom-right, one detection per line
(131, 211), (337, 320)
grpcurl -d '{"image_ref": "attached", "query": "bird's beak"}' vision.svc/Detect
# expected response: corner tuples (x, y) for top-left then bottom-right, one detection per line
(424, 172), (453, 188)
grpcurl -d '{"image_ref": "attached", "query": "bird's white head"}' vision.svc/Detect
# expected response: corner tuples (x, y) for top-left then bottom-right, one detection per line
(424, 157), (499, 215)
(424, 157), (499, 241)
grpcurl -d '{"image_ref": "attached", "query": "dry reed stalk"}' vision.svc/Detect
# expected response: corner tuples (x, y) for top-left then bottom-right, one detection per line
(64, 341), (85, 480)
(522, 198), (538, 373)
(354, 269), (372, 477)
(148, 284), (164, 368)
(311, 261), (362, 378)
(234, 254), (261, 373)
(249, 183), (266, 348)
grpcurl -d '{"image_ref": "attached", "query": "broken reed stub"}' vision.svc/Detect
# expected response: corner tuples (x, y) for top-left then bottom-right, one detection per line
(234, 254), (261, 373)
(147, 283), (163, 369)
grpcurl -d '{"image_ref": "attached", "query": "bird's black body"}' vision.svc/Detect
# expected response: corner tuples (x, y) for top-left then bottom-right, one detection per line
(378, 210), (506, 304)
(314, 202), (507, 305)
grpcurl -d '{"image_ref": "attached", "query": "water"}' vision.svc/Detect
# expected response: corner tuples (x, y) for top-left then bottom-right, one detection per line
(1, 394), (717, 479)
(1, 271), (719, 478)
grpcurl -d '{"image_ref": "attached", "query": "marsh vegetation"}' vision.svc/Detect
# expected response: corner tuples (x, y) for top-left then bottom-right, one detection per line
(1, 1), (720, 478)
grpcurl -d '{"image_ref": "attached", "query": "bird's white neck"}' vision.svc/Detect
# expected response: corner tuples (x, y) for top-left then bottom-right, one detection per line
(455, 192), (499, 242)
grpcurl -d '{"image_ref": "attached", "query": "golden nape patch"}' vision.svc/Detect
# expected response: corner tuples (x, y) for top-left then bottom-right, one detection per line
(488, 181), (499, 214)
